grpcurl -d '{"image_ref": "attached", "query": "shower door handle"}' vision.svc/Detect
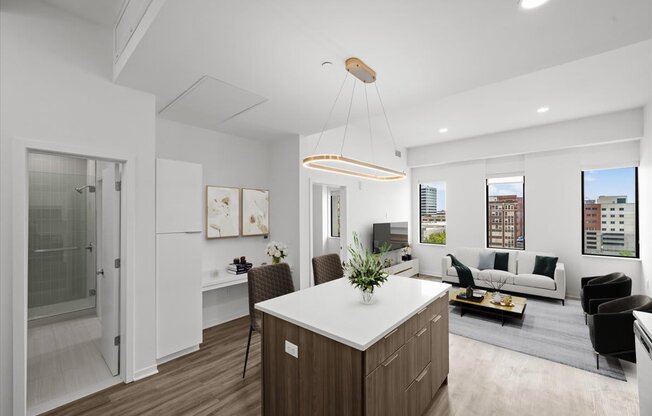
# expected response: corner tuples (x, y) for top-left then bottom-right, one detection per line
(96, 269), (104, 277)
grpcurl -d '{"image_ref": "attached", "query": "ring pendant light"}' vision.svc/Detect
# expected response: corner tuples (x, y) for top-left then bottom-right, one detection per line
(302, 58), (407, 181)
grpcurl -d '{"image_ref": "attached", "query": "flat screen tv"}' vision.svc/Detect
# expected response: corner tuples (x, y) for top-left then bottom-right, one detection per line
(373, 222), (409, 253)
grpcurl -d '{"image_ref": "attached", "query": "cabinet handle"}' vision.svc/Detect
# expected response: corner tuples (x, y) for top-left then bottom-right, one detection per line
(383, 353), (399, 367)
(417, 307), (427, 315)
(384, 328), (398, 339)
(432, 314), (442, 323)
(416, 327), (427, 337)
(416, 367), (429, 382)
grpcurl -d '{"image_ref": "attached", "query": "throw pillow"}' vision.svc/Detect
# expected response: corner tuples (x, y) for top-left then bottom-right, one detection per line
(478, 251), (496, 270)
(494, 252), (509, 272)
(533, 255), (558, 279)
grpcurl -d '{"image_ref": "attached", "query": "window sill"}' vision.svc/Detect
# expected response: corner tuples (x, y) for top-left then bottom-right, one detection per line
(417, 242), (446, 247)
(581, 255), (641, 262)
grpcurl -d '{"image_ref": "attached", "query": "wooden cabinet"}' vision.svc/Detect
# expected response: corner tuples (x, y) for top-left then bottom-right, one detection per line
(430, 294), (449, 394)
(365, 324), (405, 375)
(405, 325), (430, 382)
(406, 364), (432, 416)
(365, 346), (407, 416)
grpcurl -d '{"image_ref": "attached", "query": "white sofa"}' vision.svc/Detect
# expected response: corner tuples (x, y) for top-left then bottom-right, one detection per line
(441, 247), (566, 304)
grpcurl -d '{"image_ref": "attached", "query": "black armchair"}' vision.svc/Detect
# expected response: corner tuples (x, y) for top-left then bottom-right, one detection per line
(580, 273), (631, 323)
(588, 295), (652, 369)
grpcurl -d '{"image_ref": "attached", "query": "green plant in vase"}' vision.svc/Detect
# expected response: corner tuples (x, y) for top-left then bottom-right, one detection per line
(344, 233), (390, 304)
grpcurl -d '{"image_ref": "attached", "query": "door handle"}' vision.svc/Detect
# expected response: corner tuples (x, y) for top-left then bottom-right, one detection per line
(96, 269), (104, 277)
(85, 242), (94, 252)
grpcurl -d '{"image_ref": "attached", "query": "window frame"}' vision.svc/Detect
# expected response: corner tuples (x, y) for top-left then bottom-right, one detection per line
(329, 191), (341, 238)
(485, 176), (525, 250)
(419, 182), (446, 246)
(581, 167), (639, 259)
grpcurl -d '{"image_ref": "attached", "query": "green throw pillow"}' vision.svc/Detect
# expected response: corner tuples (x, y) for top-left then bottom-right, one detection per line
(533, 255), (558, 279)
(494, 252), (509, 272)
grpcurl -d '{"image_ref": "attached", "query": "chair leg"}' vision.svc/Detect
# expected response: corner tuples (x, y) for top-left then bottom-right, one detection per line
(594, 352), (600, 370)
(585, 313), (587, 325)
(561, 299), (565, 306)
(242, 326), (253, 378)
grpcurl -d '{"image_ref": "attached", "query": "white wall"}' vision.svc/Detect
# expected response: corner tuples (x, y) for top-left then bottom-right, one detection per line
(412, 139), (643, 299)
(299, 124), (411, 289)
(0, 1), (156, 413)
(156, 119), (301, 327)
(641, 104), (652, 296)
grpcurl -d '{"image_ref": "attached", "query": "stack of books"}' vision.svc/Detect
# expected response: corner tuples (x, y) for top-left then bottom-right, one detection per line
(227, 262), (252, 275)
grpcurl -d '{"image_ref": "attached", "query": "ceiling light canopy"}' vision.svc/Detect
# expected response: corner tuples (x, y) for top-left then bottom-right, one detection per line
(302, 57), (406, 181)
(439, 128), (449, 133)
(537, 106), (550, 113)
(518, 0), (550, 9)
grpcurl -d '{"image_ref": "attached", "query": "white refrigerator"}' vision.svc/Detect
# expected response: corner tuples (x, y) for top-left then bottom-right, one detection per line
(156, 158), (203, 359)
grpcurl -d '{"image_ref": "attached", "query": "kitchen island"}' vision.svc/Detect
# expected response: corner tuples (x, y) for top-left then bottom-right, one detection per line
(255, 276), (451, 416)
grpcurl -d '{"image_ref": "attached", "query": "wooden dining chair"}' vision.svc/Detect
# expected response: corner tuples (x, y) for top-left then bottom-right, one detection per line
(311, 253), (344, 285)
(243, 263), (295, 378)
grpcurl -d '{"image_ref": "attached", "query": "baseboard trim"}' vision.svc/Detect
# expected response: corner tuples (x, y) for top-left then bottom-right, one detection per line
(133, 365), (159, 381)
(156, 345), (200, 365)
(203, 311), (248, 330)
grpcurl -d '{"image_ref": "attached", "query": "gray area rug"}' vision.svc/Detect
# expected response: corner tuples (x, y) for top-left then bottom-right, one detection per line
(448, 294), (626, 381)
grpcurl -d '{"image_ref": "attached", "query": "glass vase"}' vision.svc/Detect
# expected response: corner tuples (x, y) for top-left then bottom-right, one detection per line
(272, 256), (281, 264)
(360, 289), (374, 305)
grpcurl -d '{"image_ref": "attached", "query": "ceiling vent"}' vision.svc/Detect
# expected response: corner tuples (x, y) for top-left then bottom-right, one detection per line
(159, 76), (267, 130)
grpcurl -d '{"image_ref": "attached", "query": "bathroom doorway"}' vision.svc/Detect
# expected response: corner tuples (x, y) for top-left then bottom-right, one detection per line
(26, 152), (122, 414)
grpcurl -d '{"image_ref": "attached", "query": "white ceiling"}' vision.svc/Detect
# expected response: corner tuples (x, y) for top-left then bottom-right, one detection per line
(110, 0), (652, 145)
(45, 0), (125, 28)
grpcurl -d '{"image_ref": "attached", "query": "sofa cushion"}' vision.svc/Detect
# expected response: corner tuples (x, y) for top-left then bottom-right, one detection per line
(455, 247), (481, 269)
(447, 266), (481, 279)
(477, 269), (515, 285)
(514, 274), (557, 290)
(478, 251), (496, 270)
(517, 251), (555, 275)
(494, 252), (509, 271)
(533, 255), (558, 279)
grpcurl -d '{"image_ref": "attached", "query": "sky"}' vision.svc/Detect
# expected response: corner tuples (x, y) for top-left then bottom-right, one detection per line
(488, 182), (523, 198)
(583, 167), (636, 203)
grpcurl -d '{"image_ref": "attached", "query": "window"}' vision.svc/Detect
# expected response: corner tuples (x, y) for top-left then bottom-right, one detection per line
(582, 167), (638, 258)
(486, 176), (524, 250)
(330, 192), (341, 238)
(419, 182), (446, 245)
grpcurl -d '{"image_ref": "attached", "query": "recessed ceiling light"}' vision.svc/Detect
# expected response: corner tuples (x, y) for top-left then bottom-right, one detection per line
(439, 128), (449, 133)
(537, 107), (550, 113)
(519, 0), (550, 10)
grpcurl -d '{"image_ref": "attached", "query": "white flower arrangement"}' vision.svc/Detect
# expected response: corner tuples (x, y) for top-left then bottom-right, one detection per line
(266, 241), (288, 264)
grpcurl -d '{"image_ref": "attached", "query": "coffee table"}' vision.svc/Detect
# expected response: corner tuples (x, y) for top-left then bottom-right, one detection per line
(448, 289), (527, 326)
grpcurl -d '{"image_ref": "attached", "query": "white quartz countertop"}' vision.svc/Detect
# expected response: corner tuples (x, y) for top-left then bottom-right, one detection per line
(634, 311), (652, 338)
(255, 276), (451, 351)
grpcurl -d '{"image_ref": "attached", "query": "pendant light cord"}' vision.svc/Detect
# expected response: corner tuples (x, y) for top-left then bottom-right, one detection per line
(364, 83), (375, 164)
(374, 82), (400, 154)
(340, 79), (357, 156)
(313, 72), (350, 154)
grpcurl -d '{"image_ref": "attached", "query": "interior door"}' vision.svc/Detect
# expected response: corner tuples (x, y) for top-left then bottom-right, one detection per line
(99, 163), (121, 376)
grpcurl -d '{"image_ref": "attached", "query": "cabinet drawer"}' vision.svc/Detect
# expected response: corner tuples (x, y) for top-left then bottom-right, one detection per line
(365, 324), (405, 375)
(405, 325), (431, 383)
(365, 346), (407, 416)
(405, 302), (435, 338)
(406, 363), (432, 416)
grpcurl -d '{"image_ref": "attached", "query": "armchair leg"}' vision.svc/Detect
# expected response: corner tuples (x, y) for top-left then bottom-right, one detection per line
(242, 325), (253, 378)
(585, 313), (587, 325)
(561, 299), (565, 306)
(594, 352), (600, 370)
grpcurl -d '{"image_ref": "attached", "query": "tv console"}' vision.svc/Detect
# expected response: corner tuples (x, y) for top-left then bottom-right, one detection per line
(384, 259), (419, 278)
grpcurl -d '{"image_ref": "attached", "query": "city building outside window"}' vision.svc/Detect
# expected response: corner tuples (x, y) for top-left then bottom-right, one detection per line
(486, 176), (525, 250)
(582, 167), (638, 258)
(419, 182), (446, 245)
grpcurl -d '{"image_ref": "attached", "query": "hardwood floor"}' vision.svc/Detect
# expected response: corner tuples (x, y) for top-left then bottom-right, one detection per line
(45, 316), (639, 416)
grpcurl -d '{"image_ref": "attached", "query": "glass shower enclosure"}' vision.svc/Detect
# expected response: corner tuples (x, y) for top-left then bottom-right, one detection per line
(28, 153), (97, 321)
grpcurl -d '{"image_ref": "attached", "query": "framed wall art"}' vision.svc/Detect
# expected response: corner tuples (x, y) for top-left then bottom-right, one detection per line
(241, 188), (269, 236)
(206, 186), (240, 239)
